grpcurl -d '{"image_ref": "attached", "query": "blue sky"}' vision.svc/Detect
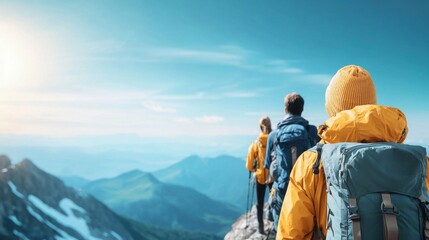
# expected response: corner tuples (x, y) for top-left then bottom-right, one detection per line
(1, 0), (428, 179)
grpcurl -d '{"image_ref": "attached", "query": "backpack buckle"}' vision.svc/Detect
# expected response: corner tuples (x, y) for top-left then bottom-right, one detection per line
(348, 206), (360, 220)
(349, 213), (360, 221)
(381, 202), (398, 215)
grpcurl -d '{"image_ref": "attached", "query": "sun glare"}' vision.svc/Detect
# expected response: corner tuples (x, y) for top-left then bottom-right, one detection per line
(1, 38), (23, 82)
(0, 23), (51, 88)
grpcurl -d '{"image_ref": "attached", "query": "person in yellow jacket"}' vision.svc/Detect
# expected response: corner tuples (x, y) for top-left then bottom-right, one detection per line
(276, 64), (429, 239)
(246, 116), (274, 234)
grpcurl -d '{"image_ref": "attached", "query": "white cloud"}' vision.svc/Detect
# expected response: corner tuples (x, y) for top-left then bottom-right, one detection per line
(143, 101), (176, 113)
(146, 46), (329, 85)
(154, 92), (207, 100)
(65, 43), (328, 87)
(224, 91), (257, 98)
(139, 44), (333, 93)
(150, 47), (243, 65)
(265, 60), (303, 73)
(175, 115), (225, 124)
(196, 115), (224, 124)
(277, 67), (303, 74)
(174, 117), (194, 124)
(300, 74), (332, 85)
(0, 88), (233, 137)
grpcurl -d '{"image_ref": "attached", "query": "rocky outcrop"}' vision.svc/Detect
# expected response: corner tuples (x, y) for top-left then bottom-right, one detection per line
(224, 203), (275, 240)
(0, 157), (140, 239)
(0, 155), (11, 169)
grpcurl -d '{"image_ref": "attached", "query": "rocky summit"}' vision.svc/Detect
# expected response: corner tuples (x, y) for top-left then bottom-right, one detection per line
(0, 155), (141, 239)
(224, 203), (275, 240)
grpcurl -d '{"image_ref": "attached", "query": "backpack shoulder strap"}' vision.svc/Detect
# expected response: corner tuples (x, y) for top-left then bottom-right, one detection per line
(306, 125), (321, 147)
(253, 138), (262, 169)
(270, 132), (278, 156)
(312, 143), (323, 174)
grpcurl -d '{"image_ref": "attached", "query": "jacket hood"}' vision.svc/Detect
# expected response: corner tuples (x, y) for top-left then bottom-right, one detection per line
(318, 105), (408, 144)
(278, 115), (309, 128)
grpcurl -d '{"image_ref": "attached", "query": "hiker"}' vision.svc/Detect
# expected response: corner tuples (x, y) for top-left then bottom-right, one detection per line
(264, 92), (319, 235)
(246, 116), (274, 234)
(276, 65), (429, 239)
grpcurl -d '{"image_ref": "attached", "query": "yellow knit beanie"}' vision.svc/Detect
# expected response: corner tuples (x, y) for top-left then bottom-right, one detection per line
(325, 65), (376, 117)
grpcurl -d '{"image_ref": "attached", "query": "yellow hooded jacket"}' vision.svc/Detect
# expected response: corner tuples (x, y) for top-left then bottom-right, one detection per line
(276, 105), (429, 240)
(246, 133), (272, 185)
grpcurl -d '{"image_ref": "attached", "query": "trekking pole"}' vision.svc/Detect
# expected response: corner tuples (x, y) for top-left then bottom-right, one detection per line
(249, 173), (256, 224)
(245, 172), (257, 229)
(245, 171), (252, 228)
(250, 176), (256, 208)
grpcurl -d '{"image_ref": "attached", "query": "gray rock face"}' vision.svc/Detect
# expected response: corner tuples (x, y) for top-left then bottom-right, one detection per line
(0, 158), (139, 239)
(224, 203), (275, 240)
(0, 155), (11, 169)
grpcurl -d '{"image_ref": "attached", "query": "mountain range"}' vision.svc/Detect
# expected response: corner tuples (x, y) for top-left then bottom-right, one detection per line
(153, 155), (249, 210)
(82, 169), (241, 236)
(0, 155), (220, 240)
(58, 154), (253, 237)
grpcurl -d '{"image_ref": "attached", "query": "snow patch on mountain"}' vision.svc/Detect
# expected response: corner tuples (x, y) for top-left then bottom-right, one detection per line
(110, 231), (123, 240)
(13, 230), (30, 240)
(45, 221), (77, 240)
(8, 181), (25, 199)
(28, 195), (101, 240)
(27, 206), (45, 222)
(8, 215), (22, 226)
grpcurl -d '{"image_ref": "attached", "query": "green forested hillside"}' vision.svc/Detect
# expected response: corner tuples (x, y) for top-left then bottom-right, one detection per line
(83, 170), (240, 236)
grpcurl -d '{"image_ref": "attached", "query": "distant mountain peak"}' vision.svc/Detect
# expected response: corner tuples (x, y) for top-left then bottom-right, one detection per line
(117, 169), (144, 178)
(153, 154), (249, 212)
(182, 154), (202, 162)
(0, 155), (11, 169)
(141, 172), (159, 182)
(115, 169), (160, 184)
(15, 158), (38, 171)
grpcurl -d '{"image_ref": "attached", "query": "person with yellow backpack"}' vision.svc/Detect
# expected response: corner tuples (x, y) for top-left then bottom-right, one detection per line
(246, 116), (274, 234)
(276, 65), (429, 239)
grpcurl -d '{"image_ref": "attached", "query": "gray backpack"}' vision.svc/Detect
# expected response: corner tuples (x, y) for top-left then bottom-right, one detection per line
(312, 142), (429, 239)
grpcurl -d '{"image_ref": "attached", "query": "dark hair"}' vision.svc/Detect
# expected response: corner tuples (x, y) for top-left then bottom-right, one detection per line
(284, 92), (304, 116)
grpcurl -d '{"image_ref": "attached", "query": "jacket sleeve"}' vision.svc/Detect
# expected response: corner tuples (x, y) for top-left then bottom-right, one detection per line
(276, 151), (326, 240)
(246, 142), (256, 172)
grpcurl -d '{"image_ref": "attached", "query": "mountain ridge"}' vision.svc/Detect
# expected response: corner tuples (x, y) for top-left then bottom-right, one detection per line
(153, 154), (249, 210)
(82, 169), (240, 236)
(0, 155), (221, 239)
